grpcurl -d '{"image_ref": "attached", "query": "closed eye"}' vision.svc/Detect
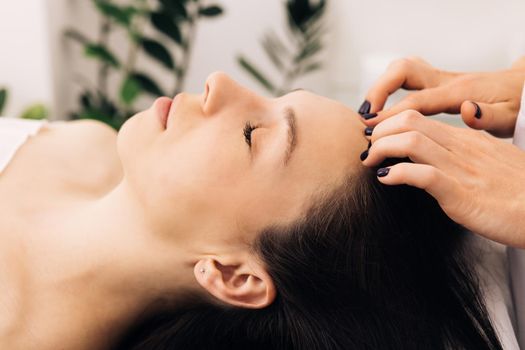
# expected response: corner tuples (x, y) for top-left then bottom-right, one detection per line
(243, 122), (258, 147)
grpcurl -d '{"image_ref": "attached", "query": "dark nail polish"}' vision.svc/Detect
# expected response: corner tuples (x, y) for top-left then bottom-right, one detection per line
(368, 140), (372, 149)
(364, 127), (374, 136)
(377, 167), (390, 177)
(363, 113), (378, 120)
(360, 150), (369, 161)
(359, 100), (371, 115)
(472, 102), (482, 119)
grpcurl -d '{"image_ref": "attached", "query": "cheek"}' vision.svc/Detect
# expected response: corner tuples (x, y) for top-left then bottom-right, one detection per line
(165, 125), (247, 187)
(144, 126), (251, 229)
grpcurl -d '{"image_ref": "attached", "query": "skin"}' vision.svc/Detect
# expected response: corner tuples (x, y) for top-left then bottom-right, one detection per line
(361, 56), (525, 137)
(359, 57), (525, 248)
(0, 72), (367, 349)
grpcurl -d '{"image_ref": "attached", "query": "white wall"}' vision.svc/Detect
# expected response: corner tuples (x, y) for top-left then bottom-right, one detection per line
(326, 0), (525, 108)
(0, 0), (54, 117)
(49, 0), (292, 119)
(181, 0), (331, 96)
(1, 1), (525, 120)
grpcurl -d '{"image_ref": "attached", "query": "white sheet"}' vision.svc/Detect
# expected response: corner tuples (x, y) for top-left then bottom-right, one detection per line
(0, 117), (48, 174)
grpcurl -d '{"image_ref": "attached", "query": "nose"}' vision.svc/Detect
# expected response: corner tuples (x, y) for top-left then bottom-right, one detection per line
(203, 72), (261, 115)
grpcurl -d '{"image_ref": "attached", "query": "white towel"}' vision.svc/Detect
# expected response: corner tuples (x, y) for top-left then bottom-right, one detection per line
(0, 117), (49, 174)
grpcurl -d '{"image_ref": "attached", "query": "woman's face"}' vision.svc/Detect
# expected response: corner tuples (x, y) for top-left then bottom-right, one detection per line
(117, 72), (367, 249)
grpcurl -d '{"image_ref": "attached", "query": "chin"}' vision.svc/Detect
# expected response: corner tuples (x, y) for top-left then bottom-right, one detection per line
(116, 110), (163, 188)
(116, 112), (149, 174)
(116, 114), (135, 153)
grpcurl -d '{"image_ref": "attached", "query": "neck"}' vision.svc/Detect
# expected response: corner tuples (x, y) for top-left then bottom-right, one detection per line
(7, 180), (198, 349)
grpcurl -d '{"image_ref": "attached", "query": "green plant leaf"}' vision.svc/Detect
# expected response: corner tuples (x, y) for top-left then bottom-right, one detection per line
(19, 104), (49, 120)
(120, 76), (141, 105)
(73, 91), (123, 129)
(199, 5), (223, 17)
(295, 40), (322, 63)
(85, 44), (120, 68)
(261, 33), (289, 72)
(80, 91), (94, 109)
(0, 88), (7, 115)
(141, 38), (175, 70)
(131, 72), (165, 96)
(304, 21), (325, 41)
(159, 0), (188, 19)
(94, 0), (136, 26)
(77, 108), (120, 130)
(286, 0), (325, 33)
(150, 12), (183, 44)
(300, 62), (322, 75)
(64, 29), (90, 45)
(97, 92), (119, 116)
(128, 29), (142, 43)
(266, 31), (290, 55)
(237, 56), (275, 94)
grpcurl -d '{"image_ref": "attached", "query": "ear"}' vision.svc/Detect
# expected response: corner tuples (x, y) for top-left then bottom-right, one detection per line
(194, 255), (276, 309)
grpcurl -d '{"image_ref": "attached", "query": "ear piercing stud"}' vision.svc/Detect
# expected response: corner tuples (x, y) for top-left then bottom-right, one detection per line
(199, 268), (206, 274)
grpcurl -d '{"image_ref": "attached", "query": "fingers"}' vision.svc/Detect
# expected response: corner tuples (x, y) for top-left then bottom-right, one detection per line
(375, 163), (460, 206)
(362, 130), (457, 169)
(364, 65), (408, 114)
(364, 57), (441, 114)
(363, 87), (459, 127)
(369, 110), (456, 148)
(460, 101), (517, 138)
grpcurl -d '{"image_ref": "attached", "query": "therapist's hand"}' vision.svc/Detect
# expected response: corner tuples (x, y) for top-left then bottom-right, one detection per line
(361, 110), (525, 248)
(359, 57), (525, 138)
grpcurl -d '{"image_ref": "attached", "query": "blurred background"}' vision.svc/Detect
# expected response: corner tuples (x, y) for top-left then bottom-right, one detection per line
(0, 0), (524, 129)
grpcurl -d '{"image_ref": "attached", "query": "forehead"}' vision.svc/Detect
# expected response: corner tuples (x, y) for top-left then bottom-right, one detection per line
(282, 91), (368, 179)
(242, 91), (368, 229)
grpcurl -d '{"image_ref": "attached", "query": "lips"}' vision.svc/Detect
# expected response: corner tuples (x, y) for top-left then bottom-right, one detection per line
(153, 97), (173, 129)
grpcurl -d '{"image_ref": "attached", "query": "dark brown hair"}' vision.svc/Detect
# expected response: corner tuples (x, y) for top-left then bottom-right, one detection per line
(114, 165), (502, 350)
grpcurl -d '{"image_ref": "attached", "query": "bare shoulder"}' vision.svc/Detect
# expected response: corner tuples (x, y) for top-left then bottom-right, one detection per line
(51, 119), (118, 144)
(61, 118), (122, 178)
(35, 119), (123, 194)
(47, 119), (120, 165)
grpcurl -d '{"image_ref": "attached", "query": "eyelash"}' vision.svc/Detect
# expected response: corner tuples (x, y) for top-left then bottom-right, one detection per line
(243, 122), (258, 147)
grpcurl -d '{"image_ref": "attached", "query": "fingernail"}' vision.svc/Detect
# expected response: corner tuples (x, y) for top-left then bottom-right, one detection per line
(363, 113), (378, 120)
(472, 102), (482, 119)
(359, 100), (371, 115)
(377, 167), (390, 177)
(364, 127), (374, 136)
(360, 150), (369, 161)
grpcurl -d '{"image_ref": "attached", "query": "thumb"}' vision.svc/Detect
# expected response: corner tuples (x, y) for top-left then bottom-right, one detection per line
(460, 101), (517, 138)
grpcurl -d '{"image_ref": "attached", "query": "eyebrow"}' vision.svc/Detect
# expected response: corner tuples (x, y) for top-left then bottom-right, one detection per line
(283, 107), (297, 165)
